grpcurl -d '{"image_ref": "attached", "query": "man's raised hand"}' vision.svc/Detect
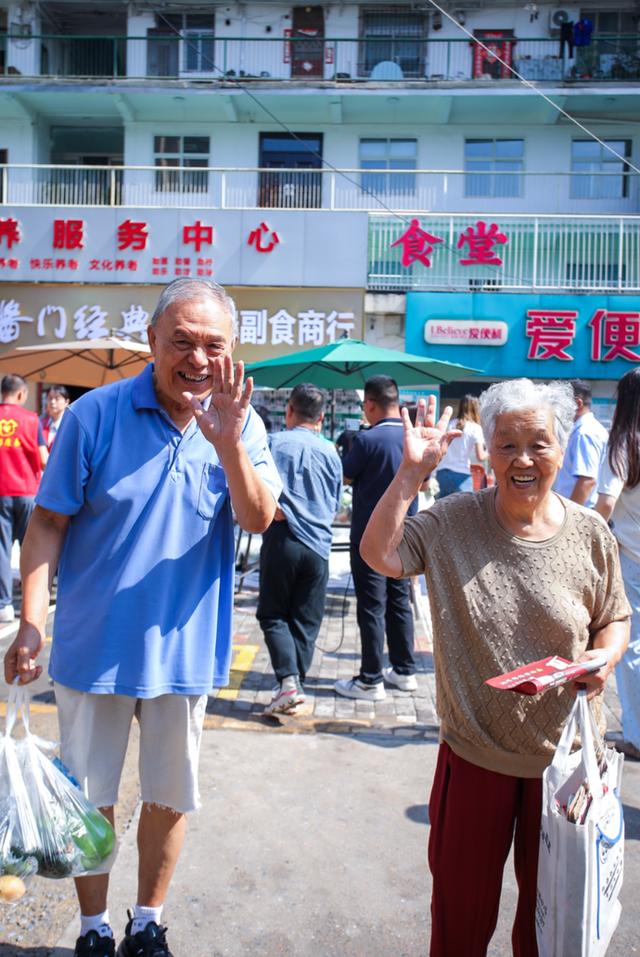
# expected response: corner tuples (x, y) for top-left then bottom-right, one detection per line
(184, 354), (253, 450)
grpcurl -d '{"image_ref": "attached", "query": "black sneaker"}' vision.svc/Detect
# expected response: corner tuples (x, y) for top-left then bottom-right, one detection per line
(116, 916), (174, 957)
(74, 930), (116, 957)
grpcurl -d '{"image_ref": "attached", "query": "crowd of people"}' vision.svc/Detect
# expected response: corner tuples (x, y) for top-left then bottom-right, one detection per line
(0, 277), (637, 957)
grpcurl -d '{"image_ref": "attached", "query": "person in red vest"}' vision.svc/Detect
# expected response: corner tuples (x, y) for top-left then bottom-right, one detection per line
(0, 375), (48, 623)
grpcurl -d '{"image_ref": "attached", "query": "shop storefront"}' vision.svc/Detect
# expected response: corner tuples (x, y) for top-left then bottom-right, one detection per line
(0, 205), (368, 425)
(0, 283), (364, 427)
(405, 291), (640, 424)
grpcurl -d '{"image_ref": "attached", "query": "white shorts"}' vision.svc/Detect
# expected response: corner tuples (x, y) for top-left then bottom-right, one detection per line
(55, 684), (208, 814)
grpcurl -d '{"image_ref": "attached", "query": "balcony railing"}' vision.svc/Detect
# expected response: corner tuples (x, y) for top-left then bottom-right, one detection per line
(1, 165), (638, 216)
(369, 214), (640, 292)
(1, 34), (638, 82)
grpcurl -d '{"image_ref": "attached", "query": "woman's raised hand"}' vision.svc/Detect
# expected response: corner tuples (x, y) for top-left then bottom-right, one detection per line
(401, 396), (462, 476)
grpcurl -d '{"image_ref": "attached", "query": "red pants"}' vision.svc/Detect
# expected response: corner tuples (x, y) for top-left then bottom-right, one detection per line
(428, 743), (542, 957)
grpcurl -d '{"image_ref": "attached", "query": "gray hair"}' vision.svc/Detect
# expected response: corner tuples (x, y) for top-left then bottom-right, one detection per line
(479, 378), (576, 451)
(150, 278), (238, 338)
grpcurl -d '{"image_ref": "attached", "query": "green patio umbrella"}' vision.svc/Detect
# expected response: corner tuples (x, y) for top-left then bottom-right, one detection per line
(245, 339), (481, 390)
(245, 339), (482, 437)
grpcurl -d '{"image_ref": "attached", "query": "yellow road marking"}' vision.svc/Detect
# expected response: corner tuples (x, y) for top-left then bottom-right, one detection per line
(216, 643), (259, 700)
(0, 638), (258, 710)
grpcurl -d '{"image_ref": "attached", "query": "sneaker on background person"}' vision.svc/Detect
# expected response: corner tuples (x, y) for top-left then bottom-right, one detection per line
(335, 677), (386, 702)
(0, 604), (15, 623)
(264, 676), (305, 715)
(383, 666), (418, 692)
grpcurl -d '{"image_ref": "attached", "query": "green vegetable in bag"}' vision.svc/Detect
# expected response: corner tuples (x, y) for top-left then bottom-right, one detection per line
(72, 809), (115, 870)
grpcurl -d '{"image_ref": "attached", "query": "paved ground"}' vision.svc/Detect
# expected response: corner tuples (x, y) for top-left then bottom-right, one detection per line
(207, 537), (441, 733)
(0, 542), (638, 956)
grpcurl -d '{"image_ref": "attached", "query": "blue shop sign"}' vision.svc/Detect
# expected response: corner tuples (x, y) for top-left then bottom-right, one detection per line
(405, 292), (640, 379)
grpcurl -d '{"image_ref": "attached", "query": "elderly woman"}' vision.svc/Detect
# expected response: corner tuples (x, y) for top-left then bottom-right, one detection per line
(360, 378), (630, 957)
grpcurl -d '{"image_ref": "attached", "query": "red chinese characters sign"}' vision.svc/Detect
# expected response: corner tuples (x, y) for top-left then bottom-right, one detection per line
(410, 293), (640, 377)
(525, 310), (578, 360)
(589, 308), (640, 362)
(525, 307), (640, 364)
(0, 215), (286, 280)
(391, 219), (509, 270)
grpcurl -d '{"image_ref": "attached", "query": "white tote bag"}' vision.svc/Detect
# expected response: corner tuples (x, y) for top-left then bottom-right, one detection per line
(536, 690), (624, 957)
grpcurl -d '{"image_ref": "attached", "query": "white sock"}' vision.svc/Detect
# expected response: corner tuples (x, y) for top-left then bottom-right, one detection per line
(131, 903), (163, 934)
(80, 910), (113, 938)
(281, 675), (298, 691)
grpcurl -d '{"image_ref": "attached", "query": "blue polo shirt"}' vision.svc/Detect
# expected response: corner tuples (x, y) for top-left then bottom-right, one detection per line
(343, 417), (418, 545)
(270, 427), (343, 560)
(36, 364), (282, 698)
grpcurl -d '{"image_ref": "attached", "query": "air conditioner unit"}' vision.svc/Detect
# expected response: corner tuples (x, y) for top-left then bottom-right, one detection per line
(549, 8), (572, 33)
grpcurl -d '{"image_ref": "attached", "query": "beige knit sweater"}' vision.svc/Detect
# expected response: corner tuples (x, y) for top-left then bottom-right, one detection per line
(398, 488), (631, 777)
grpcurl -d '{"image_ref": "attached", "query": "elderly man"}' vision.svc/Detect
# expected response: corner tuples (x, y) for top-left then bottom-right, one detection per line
(4, 279), (281, 957)
(0, 374), (48, 623)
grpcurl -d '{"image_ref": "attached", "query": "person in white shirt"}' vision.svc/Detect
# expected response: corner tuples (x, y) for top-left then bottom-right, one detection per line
(554, 379), (608, 507)
(435, 394), (486, 498)
(596, 368), (640, 760)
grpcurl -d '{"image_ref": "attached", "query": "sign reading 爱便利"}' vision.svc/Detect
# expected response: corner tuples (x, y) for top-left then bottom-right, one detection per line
(406, 291), (640, 379)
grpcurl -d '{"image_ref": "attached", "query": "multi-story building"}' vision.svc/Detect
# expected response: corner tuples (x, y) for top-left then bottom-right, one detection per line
(0, 0), (638, 420)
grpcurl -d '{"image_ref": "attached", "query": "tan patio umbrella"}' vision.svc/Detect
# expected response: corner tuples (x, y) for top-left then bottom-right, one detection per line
(0, 337), (152, 388)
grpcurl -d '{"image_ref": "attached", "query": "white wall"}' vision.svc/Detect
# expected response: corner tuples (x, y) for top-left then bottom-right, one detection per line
(0, 122), (38, 163)
(127, 6), (154, 78)
(118, 116), (637, 215)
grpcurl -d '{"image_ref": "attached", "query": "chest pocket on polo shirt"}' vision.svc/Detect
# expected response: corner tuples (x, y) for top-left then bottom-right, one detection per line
(197, 463), (228, 519)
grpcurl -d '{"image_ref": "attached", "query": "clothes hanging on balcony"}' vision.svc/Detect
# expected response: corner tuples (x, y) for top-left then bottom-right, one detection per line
(573, 17), (593, 47)
(559, 21), (574, 58)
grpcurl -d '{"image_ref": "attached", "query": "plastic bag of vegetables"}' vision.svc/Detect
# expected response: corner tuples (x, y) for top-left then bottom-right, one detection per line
(0, 699), (39, 903)
(0, 682), (115, 884)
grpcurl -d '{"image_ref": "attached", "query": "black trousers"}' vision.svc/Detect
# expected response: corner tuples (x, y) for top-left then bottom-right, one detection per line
(0, 495), (34, 607)
(350, 543), (415, 684)
(257, 522), (329, 683)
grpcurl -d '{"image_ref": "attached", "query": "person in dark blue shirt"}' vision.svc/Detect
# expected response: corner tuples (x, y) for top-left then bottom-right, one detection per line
(258, 383), (343, 715)
(335, 375), (418, 701)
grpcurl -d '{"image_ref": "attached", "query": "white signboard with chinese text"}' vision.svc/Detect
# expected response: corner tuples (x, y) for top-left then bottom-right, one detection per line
(0, 285), (364, 363)
(425, 319), (508, 346)
(0, 209), (368, 288)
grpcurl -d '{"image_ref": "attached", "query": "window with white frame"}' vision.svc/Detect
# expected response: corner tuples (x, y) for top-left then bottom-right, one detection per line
(570, 139), (631, 199)
(360, 139), (417, 195)
(464, 139), (524, 198)
(154, 135), (210, 193)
